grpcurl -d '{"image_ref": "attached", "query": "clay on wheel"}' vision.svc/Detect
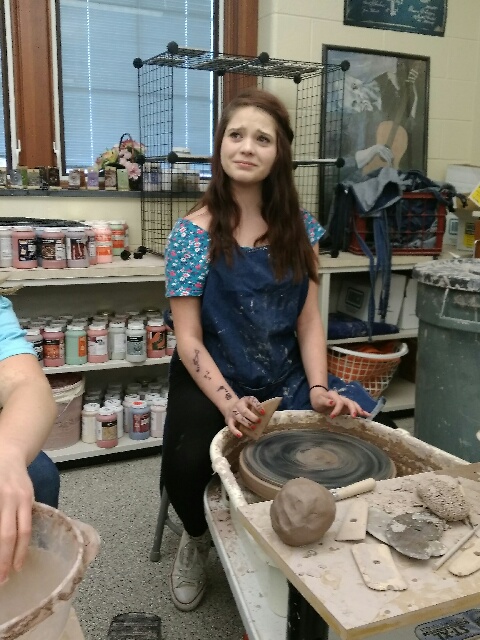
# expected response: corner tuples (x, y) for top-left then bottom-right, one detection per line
(270, 477), (336, 546)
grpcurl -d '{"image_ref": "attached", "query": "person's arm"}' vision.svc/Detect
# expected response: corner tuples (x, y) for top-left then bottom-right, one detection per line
(0, 354), (57, 583)
(296, 247), (369, 418)
(170, 296), (264, 438)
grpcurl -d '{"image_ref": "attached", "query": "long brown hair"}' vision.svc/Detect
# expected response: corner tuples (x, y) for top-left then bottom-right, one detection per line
(192, 88), (319, 283)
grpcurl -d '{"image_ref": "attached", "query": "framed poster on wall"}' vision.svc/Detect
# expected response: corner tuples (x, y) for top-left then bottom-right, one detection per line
(344, 0), (447, 37)
(321, 45), (430, 207)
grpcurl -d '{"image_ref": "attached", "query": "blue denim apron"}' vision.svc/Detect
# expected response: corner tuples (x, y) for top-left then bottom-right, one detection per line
(201, 246), (382, 414)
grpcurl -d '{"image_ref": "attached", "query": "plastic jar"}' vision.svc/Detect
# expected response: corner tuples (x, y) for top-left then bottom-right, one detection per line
(126, 321), (147, 363)
(42, 325), (65, 367)
(87, 323), (108, 363)
(81, 402), (100, 443)
(166, 328), (176, 356)
(121, 220), (129, 251)
(37, 227), (67, 269)
(122, 393), (140, 435)
(104, 398), (124, 438)
(0, 226), (13, 267)
(129, 400), (151, 440)
(95, 406), (118, 448)
(66, 227), (89, 268)
(146, 318), (166, 358)
(25, 328), (43, 364)
(12, 226), (37, 269)
(93, 223), (112, 264)
(65, 324), (87, 365)
(109, 220), (125, 256)
(86, 227), (97, 265)
(150, 399), (167, 439)
(108, 321), (126, 360)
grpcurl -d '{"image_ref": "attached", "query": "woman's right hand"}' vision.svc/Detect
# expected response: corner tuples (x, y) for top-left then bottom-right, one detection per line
(225, 396), (265, 438)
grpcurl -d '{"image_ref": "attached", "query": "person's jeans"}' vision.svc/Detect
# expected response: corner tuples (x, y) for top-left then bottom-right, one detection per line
(27, 451), (60, 508)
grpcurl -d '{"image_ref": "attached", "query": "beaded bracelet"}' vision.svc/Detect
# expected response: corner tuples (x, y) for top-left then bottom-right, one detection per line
(309, 384), (329, 393)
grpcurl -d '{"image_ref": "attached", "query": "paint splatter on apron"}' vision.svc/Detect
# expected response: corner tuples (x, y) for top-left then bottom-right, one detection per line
(201, 246), (383, 415)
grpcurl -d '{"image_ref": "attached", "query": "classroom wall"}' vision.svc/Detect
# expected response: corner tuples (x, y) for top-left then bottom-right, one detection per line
(2, 2), (479, 241)
(258, 0), (480, 182)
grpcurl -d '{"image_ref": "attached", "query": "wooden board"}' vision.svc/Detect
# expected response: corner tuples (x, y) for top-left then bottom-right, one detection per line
(236, 472), (480, 640)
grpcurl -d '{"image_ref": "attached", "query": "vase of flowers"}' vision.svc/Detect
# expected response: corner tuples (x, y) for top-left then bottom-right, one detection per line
(96, 133), (146, 190)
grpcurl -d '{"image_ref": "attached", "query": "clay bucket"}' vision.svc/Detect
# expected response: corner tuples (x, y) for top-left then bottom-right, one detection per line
(0, 502), (100, 640)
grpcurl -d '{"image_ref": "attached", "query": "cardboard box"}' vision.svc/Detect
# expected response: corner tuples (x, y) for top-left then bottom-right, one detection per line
(397, 278), (419, 331)
(337, 274), (407, 326)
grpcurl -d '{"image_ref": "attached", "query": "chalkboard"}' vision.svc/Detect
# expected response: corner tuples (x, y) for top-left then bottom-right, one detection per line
(344, 0), (447, 37)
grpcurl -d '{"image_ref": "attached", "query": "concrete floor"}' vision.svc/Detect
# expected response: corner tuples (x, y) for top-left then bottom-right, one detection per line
(59, 413), (414, 640)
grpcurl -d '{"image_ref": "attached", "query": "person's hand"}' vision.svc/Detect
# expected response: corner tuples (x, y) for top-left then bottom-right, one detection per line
(310, 387), (370, 419)
(355, 144), (394, 169)
(0, 451), (34, 584)
(225, 396), (265, 438)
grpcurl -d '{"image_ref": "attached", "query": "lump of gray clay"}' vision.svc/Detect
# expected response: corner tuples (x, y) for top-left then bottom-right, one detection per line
(417, 477), (470, 521)
(270, 477), (336, 546)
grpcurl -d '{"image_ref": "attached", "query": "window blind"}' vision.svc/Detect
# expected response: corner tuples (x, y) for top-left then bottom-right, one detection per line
(59, 0), (214, 169)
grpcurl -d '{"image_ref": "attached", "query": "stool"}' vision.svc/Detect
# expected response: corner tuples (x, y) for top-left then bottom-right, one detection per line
(150, 487), (183, 562)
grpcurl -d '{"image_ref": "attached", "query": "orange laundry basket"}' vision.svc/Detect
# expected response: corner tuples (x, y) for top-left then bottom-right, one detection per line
(327, 341), (409, 399)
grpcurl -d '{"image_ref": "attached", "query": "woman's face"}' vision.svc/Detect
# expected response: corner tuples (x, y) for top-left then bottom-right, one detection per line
(220, 106), (277, 185)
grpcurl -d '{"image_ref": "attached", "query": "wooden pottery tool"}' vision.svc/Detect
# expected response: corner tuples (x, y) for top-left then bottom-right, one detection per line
(236, 397), (282, 441)
(351, 543), (407, 591)
(448, 537), (480, 577)
(335, 499), (369, 541)
(385, 512), (446, 560)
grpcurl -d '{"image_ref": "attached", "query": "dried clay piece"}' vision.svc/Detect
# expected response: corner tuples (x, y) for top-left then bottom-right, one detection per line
(417, 477), (470, 521)
(270, 477), (336, 546)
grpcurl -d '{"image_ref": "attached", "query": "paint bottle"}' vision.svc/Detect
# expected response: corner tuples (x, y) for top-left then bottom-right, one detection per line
(81, 402), (100, 443)
(65, 323), (87, 365)
(104, 398), (124, 438)
(146, 318), (166, 358)
(93, 223), (112, 264)
(25, 328), (43, 365)
(109, 220), (125, 256)
(122, 393), (140, 435)
(86, 227), (97, 265)
(95, 406), (118, 448)
(37, 227), (67, 268)
(108, 321), (126, 360)
(43, 325), (65, 367)
(165, 328), (176, 356)
(87, 323), (108, 363)
(0, 226), (13, 267)
(129, 400), (150, 440)
(12, 226), (37, 269)
(66, 227), (89, 268)
(150, 399), (167, 439)
(126, 320), (147, 363)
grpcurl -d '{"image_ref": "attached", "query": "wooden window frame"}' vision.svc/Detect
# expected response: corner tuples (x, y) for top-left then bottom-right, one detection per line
(6, 0), (258, 170)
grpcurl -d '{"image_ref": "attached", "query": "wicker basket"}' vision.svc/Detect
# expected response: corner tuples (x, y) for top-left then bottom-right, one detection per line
(327, 342), (409, 399)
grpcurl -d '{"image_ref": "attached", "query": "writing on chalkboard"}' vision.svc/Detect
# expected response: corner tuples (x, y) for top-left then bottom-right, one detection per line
(344, 0), (447, 37)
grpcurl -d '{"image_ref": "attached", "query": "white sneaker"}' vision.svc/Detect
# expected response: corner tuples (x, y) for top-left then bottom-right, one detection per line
(170, 529), (211, 611)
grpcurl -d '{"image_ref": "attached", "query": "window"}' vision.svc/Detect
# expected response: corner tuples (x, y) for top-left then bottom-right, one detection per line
(0, 5), (8, 166)
(58, 0), (215, 170)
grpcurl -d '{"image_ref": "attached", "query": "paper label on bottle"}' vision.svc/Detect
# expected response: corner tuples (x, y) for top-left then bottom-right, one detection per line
(127, 335), (145, 356)
(0, 237), (12, 260)
(132, 412), (150, 433)
(41, 238), (66, 261)
(44, 338), (64, 359)
(88, 335), (108, 356)
(147, 329), (166, 352)
(17, 239), (36, 261)
(67, 238), (87, 260)
(96, 420), (117, 441)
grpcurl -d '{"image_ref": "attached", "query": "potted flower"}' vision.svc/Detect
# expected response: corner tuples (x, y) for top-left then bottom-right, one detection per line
(96, 133), (146, 190)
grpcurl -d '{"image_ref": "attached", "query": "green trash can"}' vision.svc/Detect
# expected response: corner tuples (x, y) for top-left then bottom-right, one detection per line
(412, 258), (480, 461)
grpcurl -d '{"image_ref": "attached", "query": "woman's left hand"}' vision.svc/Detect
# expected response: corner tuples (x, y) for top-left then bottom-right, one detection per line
(310, 387), (370, 419)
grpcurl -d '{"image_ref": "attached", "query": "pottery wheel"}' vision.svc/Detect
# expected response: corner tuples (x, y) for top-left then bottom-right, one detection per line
(239, 429), (395, 500)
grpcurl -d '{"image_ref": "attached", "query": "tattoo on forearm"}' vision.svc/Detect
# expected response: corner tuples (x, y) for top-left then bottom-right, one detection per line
(193, 349), (200, 373)
(217, 385), (233, 400)
(203, 370), (212, 380)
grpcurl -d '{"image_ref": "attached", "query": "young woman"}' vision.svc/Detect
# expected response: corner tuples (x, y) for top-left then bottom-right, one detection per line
(162, 88), (381, 611)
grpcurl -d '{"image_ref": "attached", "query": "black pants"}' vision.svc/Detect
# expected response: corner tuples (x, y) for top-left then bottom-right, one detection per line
(161, 354), (225, 537)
